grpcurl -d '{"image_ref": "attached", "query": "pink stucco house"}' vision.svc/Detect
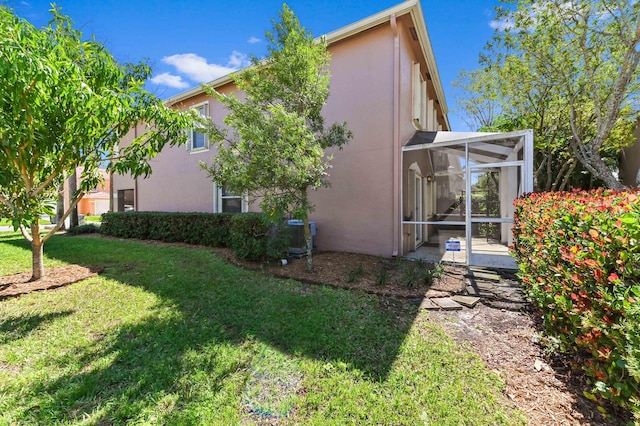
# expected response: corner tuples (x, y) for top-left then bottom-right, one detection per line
(112, 0), (533, 268)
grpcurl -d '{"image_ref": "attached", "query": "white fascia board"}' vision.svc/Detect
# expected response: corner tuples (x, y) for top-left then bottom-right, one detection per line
(164, 75), (232, 106)
(322, 0), (419, 44)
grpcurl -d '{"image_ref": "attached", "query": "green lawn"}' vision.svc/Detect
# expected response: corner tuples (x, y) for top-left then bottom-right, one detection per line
(0, 233), (525, 425)
(0, 217), (51, 226)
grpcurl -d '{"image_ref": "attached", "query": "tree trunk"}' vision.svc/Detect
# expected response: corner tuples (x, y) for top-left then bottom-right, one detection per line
(587, 152), (625, 190)
(56, 183), (65, 229)
(570, 138), (626, 190)
(578, 151), (625, 191)
(30, 222), (44, 281)
(69, 169), (79, 227)
(301, 189), (313, 272)
(303, 215), (313, 272)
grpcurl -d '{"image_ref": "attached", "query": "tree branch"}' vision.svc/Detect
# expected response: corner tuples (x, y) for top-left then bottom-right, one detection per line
(29, 152), (68, 197)
(41, 189), (86, 244)
(19, 224), (33, 242)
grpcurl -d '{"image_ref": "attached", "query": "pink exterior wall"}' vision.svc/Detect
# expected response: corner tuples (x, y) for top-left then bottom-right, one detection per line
(111, 8), (448, 257)
(307, 24), (395, 256)
(620, 118), (640, 188)
(137, 93), (214, 212)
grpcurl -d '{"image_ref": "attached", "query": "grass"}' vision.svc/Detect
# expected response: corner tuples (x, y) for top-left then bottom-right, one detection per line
(0, 232), (526, 425)
(83, 215), (102, 223)
(0, 217), (51, 226)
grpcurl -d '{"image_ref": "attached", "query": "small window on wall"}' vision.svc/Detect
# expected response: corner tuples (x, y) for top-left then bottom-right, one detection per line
(216, 185), (247, 213)
(187, 102), (209, 152)
(117, 189), (134, 212)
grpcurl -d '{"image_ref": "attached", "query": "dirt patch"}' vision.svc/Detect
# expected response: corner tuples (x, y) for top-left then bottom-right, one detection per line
(429, 305), (628, 425)
(210, 247), (466, 298)
(0, 264), (103, 300)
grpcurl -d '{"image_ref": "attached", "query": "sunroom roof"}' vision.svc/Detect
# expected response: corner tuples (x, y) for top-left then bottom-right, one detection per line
(403, 130), (527, 152)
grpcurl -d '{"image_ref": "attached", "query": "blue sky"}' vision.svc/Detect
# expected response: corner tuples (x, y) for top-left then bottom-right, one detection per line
(5, 0), (506, 131)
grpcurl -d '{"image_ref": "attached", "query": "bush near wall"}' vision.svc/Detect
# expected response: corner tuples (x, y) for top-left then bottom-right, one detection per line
(512, 189), (640, 416)
(100, 211), (287, 260)
(228, 213), (289, 261)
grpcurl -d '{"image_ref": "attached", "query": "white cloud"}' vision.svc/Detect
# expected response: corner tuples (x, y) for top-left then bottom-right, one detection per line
(489, 18), (514, 31)
(160, 52), (250, 84)
(150, 72), (189, 89)
(247, 36), (261, 44)
(228, 50), (251, 68)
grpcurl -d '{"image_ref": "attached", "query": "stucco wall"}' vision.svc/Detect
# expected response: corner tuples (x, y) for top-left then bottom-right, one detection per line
(620, 119), (640, 188)
(307, 24), (395, 256)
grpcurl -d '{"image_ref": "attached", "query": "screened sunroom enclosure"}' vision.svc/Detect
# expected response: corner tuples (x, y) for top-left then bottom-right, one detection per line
(402, 130), (533, 269)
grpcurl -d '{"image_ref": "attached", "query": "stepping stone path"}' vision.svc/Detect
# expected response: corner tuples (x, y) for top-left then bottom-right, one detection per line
(419, 266), (527, 311)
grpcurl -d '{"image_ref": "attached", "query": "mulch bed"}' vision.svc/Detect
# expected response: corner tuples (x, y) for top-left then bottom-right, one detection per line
(0, 264), (103, 300)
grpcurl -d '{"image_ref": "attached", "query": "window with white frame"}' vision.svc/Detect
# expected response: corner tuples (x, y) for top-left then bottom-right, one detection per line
(187, 102), (209, 152)
(215, 184), (247, 213)
(412, 62), (428, 129)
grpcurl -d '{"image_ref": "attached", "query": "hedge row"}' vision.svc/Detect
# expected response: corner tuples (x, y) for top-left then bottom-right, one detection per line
(512, 189), (640, 416)
(100, 211), (288, 261)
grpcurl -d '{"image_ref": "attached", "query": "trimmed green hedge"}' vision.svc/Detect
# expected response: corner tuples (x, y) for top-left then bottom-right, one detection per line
(100, 211), (288, 260)
(512, 189), (640, 417)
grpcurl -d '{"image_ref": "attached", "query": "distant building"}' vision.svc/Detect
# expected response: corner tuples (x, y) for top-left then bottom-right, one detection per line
(61, 168), (110, 219)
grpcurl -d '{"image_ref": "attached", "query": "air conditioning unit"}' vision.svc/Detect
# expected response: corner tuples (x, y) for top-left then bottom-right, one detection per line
(287, 219), (316, 256)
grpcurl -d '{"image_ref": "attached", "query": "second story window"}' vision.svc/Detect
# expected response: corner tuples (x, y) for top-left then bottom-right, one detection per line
(188, 102), (209, 152)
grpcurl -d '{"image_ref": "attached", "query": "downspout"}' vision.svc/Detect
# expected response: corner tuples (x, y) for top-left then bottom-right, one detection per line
(391, 14), (400, 257)
(109, 169), (114, 212)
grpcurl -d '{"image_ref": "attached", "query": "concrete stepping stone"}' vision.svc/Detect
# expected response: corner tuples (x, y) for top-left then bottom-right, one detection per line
(476, 282), (496, 291)
(452, 295), (481, 308)
(465, 285), (494, 298)
(467, 270), (502, 282)
(431, 297), (463, 310)
(418, 298), (442, 310)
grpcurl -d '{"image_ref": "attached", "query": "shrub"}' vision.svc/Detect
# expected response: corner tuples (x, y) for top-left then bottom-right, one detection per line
(512, 189), (640, 416)
(229, 213), (288, 261)
(66, 223), (101, 235)
(101, 211), (288, 260)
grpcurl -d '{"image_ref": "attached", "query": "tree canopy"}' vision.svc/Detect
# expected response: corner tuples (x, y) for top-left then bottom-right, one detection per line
(0, 5), (194, 279)
(455, 0), (639, 190)
(201, 4), (352, 270)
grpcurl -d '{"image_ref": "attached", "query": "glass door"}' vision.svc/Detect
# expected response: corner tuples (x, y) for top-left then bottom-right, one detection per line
(466, 162), (522, 269)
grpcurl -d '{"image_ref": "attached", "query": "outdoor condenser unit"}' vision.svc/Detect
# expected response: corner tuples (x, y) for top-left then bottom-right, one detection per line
(287, 219), (316, 256)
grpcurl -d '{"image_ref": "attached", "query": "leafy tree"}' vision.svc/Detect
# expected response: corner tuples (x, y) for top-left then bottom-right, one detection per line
(452, 68), (500, 131)
(456, 0), (639, 190)
(201, 4), (352, 271)
(0, 6), (194, 280)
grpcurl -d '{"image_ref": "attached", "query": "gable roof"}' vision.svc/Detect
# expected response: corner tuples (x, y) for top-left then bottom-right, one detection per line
(164, 0), (449, 123)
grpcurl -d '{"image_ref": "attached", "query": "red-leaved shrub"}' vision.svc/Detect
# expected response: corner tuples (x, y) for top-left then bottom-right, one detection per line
(512, 189), (640, 417)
